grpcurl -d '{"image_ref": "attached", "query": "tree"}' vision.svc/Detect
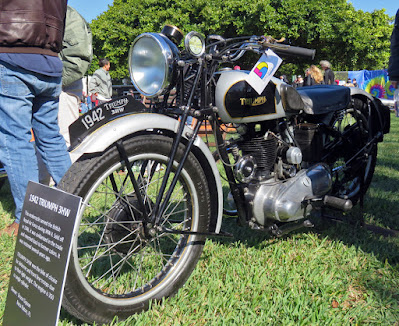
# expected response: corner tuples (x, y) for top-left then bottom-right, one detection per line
(89, 0), (393, 80)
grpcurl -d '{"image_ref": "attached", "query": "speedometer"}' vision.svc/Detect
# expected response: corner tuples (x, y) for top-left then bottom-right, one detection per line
(185, 31), (205, 57)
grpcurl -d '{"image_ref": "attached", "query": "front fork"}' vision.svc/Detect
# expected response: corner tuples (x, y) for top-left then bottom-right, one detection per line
(211, 117), (250, 225)
(112, 110), (202, 228)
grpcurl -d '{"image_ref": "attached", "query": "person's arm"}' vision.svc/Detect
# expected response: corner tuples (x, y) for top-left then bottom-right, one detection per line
(328, 71), (335, 85)
(388, 10), (399, 88)
(88, 74), (100, 94)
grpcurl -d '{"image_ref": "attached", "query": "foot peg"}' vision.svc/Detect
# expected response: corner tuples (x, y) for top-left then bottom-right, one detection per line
(323, 195), (353, 211)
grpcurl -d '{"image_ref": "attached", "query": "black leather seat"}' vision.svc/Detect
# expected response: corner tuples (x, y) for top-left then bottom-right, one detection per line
(296, 85), (351, 115)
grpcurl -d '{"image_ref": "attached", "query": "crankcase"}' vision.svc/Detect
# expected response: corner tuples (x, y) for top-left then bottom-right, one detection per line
(252, 164), (331, 224)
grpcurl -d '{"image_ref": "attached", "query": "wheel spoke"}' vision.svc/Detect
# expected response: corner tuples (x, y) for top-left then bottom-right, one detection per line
(327, 108), (375, 200)
(77, 162), (191, 294)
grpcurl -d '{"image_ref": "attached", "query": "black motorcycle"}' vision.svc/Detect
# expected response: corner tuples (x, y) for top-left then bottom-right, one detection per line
(59, 26), (390, 324)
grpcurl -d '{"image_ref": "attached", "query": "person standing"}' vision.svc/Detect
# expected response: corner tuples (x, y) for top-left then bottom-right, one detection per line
(320, 60), (335, 85)
(89, 58), (113, 105)
(388, 9), (399, 89)
(344, 78), (355, 87)
(0, 0), (71, 236)
(58, 5), (93, 147)
(293, 75), (304, 88)
(304, 65), (324, 86)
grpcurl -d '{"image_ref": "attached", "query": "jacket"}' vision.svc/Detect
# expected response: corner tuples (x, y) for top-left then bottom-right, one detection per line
(304, 75), (324, 86)
(89, 68), (112, 100)
(323, 68), (335, 85)
(0, 0), (68, 56)
(388, 10), (399, 82)
(59, 6), (93, 87)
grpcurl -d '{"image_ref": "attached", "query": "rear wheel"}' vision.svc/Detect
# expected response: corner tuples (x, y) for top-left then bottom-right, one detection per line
(59, 135), (211, 324)
(325, 103), (377, 204)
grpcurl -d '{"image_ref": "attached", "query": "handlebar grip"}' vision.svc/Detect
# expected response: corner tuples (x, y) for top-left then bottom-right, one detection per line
(272, 45), (316, 60)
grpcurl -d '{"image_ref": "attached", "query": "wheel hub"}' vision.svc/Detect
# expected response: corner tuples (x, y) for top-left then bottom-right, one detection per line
(104, 195), (148, 255)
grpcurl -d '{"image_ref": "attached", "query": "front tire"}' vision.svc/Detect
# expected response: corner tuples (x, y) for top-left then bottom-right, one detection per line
(59, 135), (211, 324)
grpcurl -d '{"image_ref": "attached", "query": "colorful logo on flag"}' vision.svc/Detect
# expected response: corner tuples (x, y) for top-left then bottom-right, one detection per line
(254, 62), (270, 79)
(247, 50), (282, 94)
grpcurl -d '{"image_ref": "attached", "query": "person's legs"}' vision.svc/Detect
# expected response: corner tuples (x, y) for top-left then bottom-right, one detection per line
(58, 91), (80, 147)
(0, 61), (38, 223)
(32, 77), (71, 185)
(0, 61), (71, 227)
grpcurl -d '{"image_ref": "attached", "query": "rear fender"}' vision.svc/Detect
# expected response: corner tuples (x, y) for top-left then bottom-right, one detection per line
(350, 88), (390, 138)
(69, 111), (223, 233)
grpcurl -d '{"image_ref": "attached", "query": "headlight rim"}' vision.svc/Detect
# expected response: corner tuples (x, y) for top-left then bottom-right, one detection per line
(184, 31), (205, 58)
(128, 32), (179, 98)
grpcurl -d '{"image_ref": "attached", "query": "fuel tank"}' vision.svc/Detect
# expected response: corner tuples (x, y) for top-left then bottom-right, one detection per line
(215, 70), (287, 123)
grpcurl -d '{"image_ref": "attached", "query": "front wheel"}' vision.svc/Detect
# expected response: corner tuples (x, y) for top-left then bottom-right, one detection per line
(59, 135), (211, 324)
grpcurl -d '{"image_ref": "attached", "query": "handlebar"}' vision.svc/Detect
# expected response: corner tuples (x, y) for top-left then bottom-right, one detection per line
(207, 35), (316, 61)
(267, 43), (316, 60)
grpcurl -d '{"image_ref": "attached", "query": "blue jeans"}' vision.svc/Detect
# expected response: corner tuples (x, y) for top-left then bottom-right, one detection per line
(0, 61), (71, 222)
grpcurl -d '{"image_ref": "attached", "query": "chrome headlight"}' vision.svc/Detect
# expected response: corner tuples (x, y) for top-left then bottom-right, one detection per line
(128, 33), (179, 97)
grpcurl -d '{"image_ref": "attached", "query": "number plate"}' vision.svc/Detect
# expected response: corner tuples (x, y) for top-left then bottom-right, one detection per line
(69, 96), (148, 149)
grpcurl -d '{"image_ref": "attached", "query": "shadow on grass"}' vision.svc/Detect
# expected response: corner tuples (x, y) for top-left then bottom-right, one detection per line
(211, 205), (399, 264)
(0, 180), (15, 218)
(210, 174), (399, 265)
(59, 308), (87, 326)
(206, 204), (399, 322)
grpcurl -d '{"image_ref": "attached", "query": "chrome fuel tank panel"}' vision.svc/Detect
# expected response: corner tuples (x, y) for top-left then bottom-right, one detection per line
(215, 70), (287, 123)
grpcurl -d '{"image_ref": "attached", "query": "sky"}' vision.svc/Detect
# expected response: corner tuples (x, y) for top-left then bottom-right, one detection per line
(68, 0), (398, 23)
(349, 0), (397, 17)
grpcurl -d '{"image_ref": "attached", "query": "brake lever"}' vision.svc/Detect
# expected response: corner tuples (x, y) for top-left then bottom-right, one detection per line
(207, 35), (226, 54)
(260, 35), (286, 45)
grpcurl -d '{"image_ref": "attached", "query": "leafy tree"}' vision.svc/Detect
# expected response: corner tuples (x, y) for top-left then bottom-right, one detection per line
(89, 0), (393, 80)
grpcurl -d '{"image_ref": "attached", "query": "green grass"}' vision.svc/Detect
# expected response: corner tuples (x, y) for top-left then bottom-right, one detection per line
(1, 113), (399, 325)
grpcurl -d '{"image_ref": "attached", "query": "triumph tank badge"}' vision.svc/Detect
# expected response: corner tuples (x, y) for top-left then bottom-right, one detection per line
(240, 96), (267, 107)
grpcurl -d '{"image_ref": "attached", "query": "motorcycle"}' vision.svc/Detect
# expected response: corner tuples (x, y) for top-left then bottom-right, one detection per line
(59, 26), (390, 324)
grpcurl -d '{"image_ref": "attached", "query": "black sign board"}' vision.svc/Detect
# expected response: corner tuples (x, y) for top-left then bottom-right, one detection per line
(3, 181), (81, 326)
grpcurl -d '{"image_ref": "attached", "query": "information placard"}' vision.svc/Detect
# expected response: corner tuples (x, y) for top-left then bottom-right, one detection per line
(3, 181), (81, 326)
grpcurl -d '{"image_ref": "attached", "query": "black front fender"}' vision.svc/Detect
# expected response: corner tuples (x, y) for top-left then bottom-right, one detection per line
(68, 95), (150, 150)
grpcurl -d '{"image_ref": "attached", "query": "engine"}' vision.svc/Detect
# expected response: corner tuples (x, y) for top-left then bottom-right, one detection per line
(250, 164), (331, 225)
(230, 121), (332, 226)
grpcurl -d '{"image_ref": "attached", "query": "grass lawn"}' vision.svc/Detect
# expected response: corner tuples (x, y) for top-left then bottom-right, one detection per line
(1, 113), (399, 326)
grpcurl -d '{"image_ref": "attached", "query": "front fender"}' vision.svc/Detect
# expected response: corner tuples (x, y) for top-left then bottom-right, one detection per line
(70, 113), (180, 159)
(70, 111), (224, 233)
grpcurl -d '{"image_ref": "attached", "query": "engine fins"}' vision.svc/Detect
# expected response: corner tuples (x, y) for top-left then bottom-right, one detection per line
(238, 136), (277, 171)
